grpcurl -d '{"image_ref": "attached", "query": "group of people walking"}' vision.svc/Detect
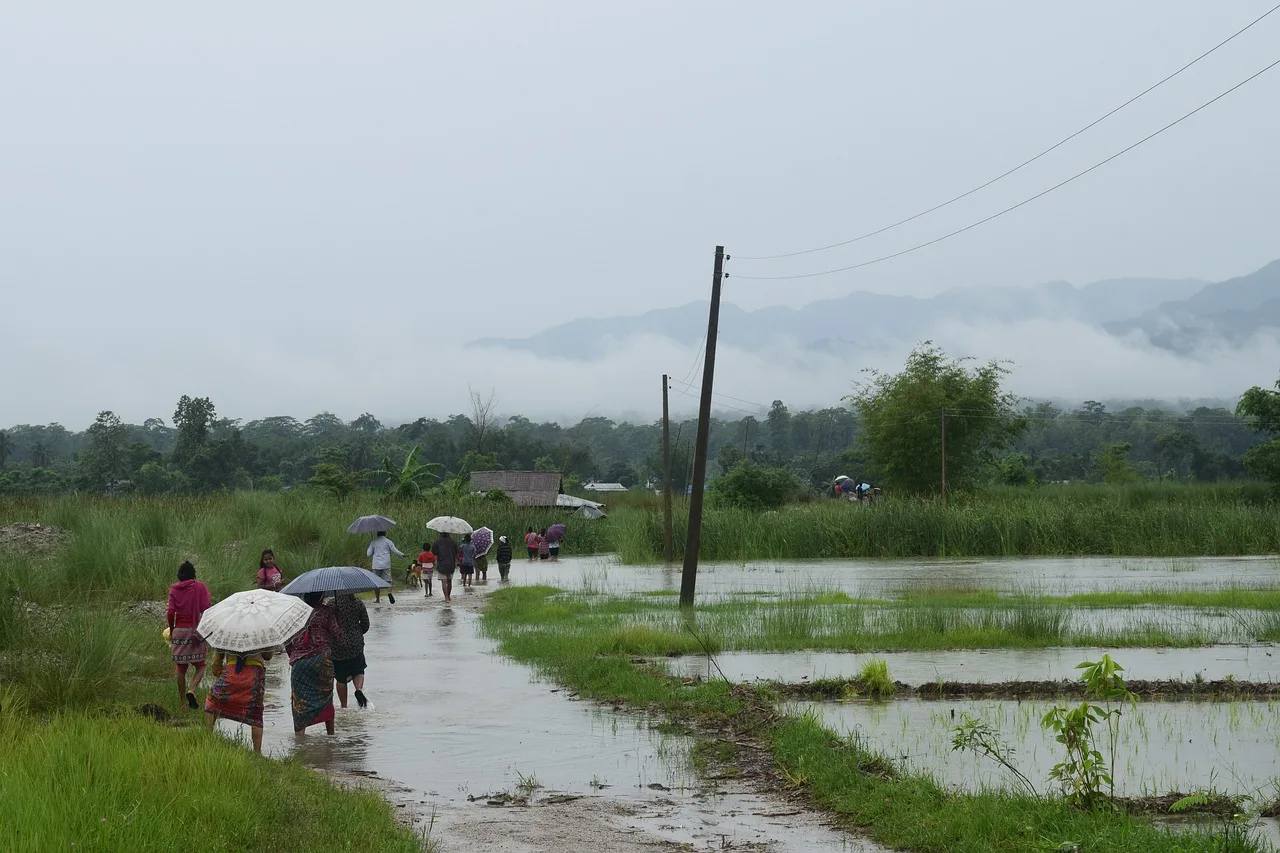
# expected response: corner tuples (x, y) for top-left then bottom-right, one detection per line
(165, 523), (561, 754)
(165, 550), (374, 754)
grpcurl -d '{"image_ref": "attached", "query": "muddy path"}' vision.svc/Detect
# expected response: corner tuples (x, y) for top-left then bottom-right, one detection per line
(218, 580), (879, 852)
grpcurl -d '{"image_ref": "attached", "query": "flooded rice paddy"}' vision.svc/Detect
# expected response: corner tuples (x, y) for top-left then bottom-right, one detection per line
(795, 697), (1280, 800)
(660, 645), (1280, 685)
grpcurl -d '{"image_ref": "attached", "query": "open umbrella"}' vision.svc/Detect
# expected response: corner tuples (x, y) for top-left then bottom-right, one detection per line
(281, 566), (390, 597)
(471, 527), (493, 557)
(426, 516), (473, 535)
(348, 515), (396, 534)
(545, 523), (567, 543)
(196, 590), (314, 653)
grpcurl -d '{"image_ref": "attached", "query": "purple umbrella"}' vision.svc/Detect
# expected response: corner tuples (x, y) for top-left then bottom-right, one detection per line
(546, 523), (566, 543)
(471, 527), (494, 557)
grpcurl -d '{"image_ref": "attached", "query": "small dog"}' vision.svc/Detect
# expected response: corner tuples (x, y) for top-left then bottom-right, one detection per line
(404, 561), (422, 588)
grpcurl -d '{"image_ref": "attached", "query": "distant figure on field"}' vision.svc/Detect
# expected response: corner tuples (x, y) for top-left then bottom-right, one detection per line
(496, 535), (513, 581)
(525, 527), (538, 561)
(168, 560), (212, 710)
(537, 528), (550, 561)
(205, 647), (274, 753)
(459, 533), (476, 588)
(549, 531), (561, 562)
(417, 542), (436, 597)
(367, 531), (403, 603)
(434, 532), (458, 603)
(256, 549), (284, 592)
(286, 592), (343, 735)
(332, 593), (371, 709)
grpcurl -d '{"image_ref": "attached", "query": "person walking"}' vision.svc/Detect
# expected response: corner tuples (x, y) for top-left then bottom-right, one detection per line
(433, 532), (458, 603)
(286, 592), (343, 735)
(367, 530), (403, 603)
(537, 528), (550, 561)
(549, 531), (562, 562)
(256, 549), (285, 592)
(496, 535), (513, 581)
(167, 560), (212, 710)
(524, 527), (538, 561)
(205, 648), (274, 753)
(331, 593), (371, 709)
(417, 542), (436, 598)
(459, 533), (476, 588)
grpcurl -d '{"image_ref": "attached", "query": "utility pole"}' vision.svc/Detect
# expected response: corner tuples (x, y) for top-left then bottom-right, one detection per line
(940, 407), (948, 502)
(680, 245), (725, 607)
(662, 374), (674, 563)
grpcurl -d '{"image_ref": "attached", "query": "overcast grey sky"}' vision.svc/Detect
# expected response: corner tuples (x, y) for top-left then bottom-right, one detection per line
(2, 2), (1278, 428)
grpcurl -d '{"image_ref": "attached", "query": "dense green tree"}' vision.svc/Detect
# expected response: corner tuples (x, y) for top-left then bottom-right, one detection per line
(1237, 378), (1280, 484)
(849, 344), (1025, 494)
(173, 396), (217, 466)
(710, 460), (799, 510)
(0, 430), (11, 470)
(1154, 429), (1199, 480)
(1098, 442), (1140, 484)
(766, 401), (791, 457)
(79, 411), (129, 490)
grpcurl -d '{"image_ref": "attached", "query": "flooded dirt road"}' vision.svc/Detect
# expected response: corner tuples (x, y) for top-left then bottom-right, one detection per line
(215, 567), (880, 851)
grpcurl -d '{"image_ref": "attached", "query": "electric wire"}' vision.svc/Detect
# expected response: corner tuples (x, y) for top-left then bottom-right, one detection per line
(734, 2), (1280, 262)
(730, 56), (1280, 281)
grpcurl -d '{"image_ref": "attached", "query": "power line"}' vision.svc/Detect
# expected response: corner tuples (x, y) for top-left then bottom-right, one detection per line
(667, 385), (763, 418)
(729, 56), (1280, 282)
(667, 376), (770, 411)
(734, 2), (1280, 262)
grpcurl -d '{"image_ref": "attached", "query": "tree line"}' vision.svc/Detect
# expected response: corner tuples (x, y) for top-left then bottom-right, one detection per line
(2, 350), (1277, 497)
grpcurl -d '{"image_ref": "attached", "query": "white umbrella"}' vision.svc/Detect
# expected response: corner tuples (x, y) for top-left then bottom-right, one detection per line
(426, 515), (473, 535)
(196, 590), (314, 654)
(348, 514), (396, 534)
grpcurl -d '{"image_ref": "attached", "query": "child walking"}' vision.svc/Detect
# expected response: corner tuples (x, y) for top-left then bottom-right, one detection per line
(417, 542), (436, 597)
(496, 535), (513, 580)
(459, 533), (476, 588)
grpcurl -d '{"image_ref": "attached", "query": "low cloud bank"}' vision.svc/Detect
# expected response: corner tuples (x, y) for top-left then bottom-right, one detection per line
(4, 317), (1277, 428)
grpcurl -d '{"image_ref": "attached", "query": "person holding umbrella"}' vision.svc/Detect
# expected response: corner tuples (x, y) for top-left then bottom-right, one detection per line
(286, 591), (343, 735)
(367, 531), (403, 604)
(547, 523), (566, 562)
(433, 532), (457, 603)
(200, 589), (313, 754)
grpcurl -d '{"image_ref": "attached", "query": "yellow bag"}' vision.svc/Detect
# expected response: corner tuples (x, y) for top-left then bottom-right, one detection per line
(162, 627), (171, 644)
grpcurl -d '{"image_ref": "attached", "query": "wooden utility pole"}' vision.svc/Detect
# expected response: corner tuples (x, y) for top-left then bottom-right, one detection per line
(940, 407), (948, 501)
(680, 245), (725, 607)
(662, 374), (674, 563)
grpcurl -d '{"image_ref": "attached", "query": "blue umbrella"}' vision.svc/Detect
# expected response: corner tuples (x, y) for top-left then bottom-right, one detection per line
(348, 515), (396, 534)
(281, 566), (390, 596)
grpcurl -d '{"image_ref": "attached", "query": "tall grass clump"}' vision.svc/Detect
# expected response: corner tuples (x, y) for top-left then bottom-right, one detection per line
(858, 659), (894, 699)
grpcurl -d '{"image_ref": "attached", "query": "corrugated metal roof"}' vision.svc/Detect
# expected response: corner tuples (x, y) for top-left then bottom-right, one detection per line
(470, 470), (562, 507)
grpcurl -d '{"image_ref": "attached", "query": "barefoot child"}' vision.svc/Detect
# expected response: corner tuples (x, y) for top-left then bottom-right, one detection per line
(417, 542), (435, 597)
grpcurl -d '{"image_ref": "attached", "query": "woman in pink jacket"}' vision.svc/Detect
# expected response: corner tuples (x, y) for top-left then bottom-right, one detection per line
(167, 560), (212, 709)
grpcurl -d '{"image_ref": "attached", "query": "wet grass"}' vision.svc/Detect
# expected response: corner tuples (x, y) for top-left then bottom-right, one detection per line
(499, 589), (1249, 653)
(0, 712), (420, 853)
(483, 585), (1257, 852)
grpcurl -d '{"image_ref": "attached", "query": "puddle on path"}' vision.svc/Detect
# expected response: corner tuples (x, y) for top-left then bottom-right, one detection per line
(796, 697), (1280, 800)
(214, 585), (873, 851)
(514, 554), (1280, 598)
(661, 646), (1280, 685)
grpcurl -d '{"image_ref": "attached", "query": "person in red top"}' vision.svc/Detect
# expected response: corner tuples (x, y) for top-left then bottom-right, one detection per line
(256, 549), (285, 591)
(417, 543), (436, 598)
(167, 560), (212, 709)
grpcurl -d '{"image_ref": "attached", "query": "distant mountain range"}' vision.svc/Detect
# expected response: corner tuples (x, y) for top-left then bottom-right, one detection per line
(474, 259), (1280, 360)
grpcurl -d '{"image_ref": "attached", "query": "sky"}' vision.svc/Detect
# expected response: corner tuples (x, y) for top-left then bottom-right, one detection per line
(2, 1), (1278, 429)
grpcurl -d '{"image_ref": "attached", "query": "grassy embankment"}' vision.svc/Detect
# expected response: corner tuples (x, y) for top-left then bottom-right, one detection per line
(614, 481), (1280, 562)
(0, 495), (448, 851)
(483, 585), (1263, 853)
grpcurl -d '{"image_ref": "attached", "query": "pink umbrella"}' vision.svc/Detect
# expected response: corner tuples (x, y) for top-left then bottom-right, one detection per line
(546, 523), (566, 543)
(471, 527), (494, 557)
